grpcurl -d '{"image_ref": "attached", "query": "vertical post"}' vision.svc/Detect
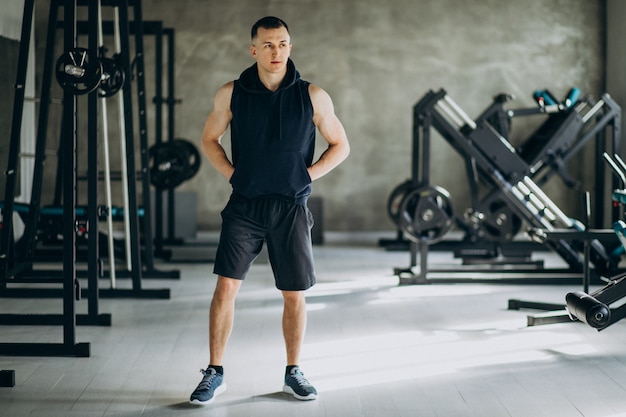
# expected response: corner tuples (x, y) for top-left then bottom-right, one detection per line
(87, 0), (100, 318)
(117, 0), (143, 289)
(61, 0), (78, 348)
(594, 115), (606, 228)
(583, 191), (591, 294)
(612, 111), (622, 224)
(153, 22), (164, 252)
(166, 28), (177, 242)
(131, 0), (156, 271)
(21, 0), (59, 264)
(0, 0), (36, 285)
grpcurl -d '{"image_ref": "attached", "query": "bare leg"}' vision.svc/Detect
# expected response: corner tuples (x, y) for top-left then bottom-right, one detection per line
(209, 276), (242, 366)
(282, 290), (307, 366)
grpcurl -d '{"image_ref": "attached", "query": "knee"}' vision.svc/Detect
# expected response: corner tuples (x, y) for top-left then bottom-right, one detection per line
(282, 290), (306, 305)
(213, 276), (241, 301)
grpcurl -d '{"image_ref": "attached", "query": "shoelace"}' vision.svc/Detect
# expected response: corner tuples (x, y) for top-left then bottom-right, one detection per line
(197, 368), (219, 390)
(290, 370), (311, 387)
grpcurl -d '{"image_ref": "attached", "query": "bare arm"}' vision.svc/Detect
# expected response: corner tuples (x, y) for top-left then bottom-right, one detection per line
(200, 82), (235, 180)
(308, 84), (350, 181)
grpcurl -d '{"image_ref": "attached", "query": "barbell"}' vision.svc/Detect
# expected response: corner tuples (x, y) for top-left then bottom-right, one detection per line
(55, 48), (125, 97)
(55, 48), (103, 96)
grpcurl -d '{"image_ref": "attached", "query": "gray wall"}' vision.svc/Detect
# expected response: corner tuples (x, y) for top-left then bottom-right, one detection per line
(0, 0), (26, 198)
(151, 0), (606, 231)
(12, 1), (617, 233)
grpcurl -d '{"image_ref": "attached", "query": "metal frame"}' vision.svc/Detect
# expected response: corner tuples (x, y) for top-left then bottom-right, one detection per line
(2, 0), (174, 306)
(394, 89), (622, 284)
(0, 0), (91, 364)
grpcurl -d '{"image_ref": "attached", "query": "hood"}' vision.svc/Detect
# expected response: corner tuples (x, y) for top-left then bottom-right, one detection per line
(237, 58), (300, 94)
(236, 58), (301, 141)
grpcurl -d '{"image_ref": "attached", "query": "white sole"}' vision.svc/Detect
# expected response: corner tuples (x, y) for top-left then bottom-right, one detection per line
(189, 383), (227, 405)
(283, 384), (318, 400)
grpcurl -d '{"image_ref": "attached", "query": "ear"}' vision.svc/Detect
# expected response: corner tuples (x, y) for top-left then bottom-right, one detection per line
(250, 44), (256, 58)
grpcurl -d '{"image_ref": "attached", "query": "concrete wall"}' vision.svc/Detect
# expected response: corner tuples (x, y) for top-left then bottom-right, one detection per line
(607, 0), (626, 140)
(154, 0), (607, 231)
(0, 0), (26, 200)
(18, 0), (617, 232)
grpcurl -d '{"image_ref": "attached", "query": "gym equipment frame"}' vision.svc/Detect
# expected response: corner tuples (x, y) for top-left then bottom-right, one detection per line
(2, 0), (175, 306)
(392, 88), (622, 285)
(0, 0), (92, 365)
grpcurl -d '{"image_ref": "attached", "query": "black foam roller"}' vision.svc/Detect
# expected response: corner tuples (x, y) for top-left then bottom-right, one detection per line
(565, 291), (611, 329)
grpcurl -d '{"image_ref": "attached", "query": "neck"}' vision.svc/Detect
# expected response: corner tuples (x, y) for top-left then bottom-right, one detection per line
(257, 67), (287, 92)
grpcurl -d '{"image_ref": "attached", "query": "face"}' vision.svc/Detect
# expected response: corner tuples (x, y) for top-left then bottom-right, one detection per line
(250, 26), (292, 73)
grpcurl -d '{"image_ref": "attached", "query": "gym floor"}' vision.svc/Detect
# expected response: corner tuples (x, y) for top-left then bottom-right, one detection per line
(1, 232), (626, 417)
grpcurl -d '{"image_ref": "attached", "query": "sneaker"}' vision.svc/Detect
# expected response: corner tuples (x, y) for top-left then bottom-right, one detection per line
(283, 366), (318, 400)
(189, 367), (227, 405)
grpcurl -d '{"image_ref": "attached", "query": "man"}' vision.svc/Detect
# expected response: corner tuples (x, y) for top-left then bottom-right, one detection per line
(189, 16), (350, 405)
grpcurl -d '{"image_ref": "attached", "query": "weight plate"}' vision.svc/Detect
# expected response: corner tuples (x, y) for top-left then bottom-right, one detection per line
(55, 48), (102, 96)
(148, 141), (189, 189)
(173, 139), (201, 180)
(473, 198), (522, 242)
(398, 185), (454, 244)
(387, 180), (415, 226)
(98, 57), (125, 98)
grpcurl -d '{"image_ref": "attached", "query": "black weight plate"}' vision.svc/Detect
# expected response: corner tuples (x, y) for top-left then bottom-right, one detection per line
(173, 139), (201, 180)
(479, 199), (522, 242)
(386, 179), (415, 226)
(55, 48), (102, 96)
(148, 142), (189, 189)
(398, 185), (454, 244)
(98, 57), (125, 98)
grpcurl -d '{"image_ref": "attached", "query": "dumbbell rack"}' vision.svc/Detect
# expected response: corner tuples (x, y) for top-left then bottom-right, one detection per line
(394, 88), (622, 284)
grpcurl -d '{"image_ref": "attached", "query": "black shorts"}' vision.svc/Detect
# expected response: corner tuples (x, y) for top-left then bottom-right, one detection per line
(213, 193), (316, 291)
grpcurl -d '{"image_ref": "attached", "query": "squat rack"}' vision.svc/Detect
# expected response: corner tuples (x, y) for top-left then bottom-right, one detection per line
(0, 0), (92, 367)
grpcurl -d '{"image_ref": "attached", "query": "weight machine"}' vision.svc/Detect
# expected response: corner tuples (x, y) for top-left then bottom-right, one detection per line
(513, 155), (626, 330)
(389, 88), (622, 284)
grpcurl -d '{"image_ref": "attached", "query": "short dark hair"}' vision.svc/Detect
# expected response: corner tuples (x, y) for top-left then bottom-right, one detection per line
(251, 16), (289, 40)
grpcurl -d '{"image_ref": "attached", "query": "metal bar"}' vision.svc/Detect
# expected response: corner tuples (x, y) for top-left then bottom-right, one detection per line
(153, 21), (164, 250)
(27, 0), (60, 260)
(97, 0), (117, 288)
(113, 5), (132, 271)
(581, 99), (605, 124)
(435, 100), (464, 128)
(118, 0), (143, 288)
(603, 152), (625, 188)
(522, 176), (572, 227)
(0, 0), (35, 285)
(61, 0), (79, 351)
(166, 28), (177, 242)
(443, 95), (477, 129)
(131, 0), (156, 271)
(87, 0), (103, 319)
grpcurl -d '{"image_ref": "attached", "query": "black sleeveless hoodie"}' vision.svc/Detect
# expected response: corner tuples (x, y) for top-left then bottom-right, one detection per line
(229, 59), (315, 205)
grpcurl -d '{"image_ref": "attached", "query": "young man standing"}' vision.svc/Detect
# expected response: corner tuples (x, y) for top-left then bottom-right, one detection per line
(190, 16), (350, 405)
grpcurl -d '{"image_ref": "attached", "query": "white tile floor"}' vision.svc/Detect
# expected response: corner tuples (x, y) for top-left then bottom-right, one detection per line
(2, 233), (626, 416)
